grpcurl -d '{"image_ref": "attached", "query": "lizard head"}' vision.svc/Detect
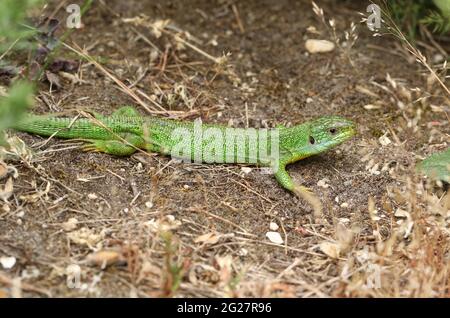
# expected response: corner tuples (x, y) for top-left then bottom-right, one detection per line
(306, 116), (356, 154)
(282, 116), (356, 162)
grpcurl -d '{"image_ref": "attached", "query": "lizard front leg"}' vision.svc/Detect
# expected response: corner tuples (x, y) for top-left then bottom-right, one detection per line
(274, 161), (322, 215)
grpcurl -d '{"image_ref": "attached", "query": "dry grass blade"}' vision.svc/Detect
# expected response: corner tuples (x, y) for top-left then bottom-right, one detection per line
(375, 1), (450, 96)
(62, 42), (169, 115)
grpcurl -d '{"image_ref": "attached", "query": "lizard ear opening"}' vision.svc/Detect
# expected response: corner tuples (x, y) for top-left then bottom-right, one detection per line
(309, 136), (315, 144)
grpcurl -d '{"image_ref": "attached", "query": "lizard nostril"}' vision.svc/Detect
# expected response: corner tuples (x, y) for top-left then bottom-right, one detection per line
(309, 136), (315, 144)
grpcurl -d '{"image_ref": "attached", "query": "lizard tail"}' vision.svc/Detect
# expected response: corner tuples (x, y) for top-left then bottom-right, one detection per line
(12, 114), (113, 139)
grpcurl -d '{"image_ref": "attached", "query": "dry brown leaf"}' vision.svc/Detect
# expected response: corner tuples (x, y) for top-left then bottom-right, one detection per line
(0, 161), (8, 179)
(215, 255), (233, 285)
(86, 250), (125, 267)
(67, 227), (103, 248)
(0, 136), (34, 161)
(194, 232), (220, 245)
(0, 177), (14, 202)
(335, 222), (354, 253)
(61, 218), (79, 231)
(45, 71), (62, 89)
(319, 241), (341, 259)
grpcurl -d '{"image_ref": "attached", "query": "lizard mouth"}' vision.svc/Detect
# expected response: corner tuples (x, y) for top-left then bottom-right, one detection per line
(333, 123), (356, 144)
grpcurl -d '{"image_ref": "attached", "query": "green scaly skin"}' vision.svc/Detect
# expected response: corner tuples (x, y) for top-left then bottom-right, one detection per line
(13, 106), (356, 193)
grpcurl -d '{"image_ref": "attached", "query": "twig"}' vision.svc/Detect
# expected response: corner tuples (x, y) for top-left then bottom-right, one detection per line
(162, 29), (222, 64)
(231, 4), (245, 33)
(230, 179), (272, 203)
(187, 206), (256, 235)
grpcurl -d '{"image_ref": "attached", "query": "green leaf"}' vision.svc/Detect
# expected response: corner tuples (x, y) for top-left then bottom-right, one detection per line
(433, 0), (450, 18)
(417, 148), (450, 182)
(0, 0), (42, 53)
(0, 81), (34, 144)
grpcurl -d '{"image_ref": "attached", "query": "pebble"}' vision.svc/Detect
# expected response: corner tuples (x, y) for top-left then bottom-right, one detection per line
(305, 39), (335, 53)
(266, 231), (283, 244)
(269, 222), (279, 231)
(0, 256), (16, 269)
(241, 167), (252, 174)
(88, 193), (98, 200)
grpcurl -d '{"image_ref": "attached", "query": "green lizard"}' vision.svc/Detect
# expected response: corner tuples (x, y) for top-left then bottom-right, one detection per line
(13, 106), (356, 202)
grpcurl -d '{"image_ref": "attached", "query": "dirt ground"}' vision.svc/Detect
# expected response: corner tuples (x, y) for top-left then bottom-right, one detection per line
(0, 0), (449, 297)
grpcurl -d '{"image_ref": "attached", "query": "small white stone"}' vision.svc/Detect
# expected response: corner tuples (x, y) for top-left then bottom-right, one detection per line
(21, 266), (40, 279)
(266, 231), (284, 244)
(363, 104), (381, 110)
(433, 53), (444, 63)
(0, 256), (16, 269)
(88, 193), (98, 200)
(394, 208), (409, 219)
(305, 39), (335, 53)
(317, 178), (330, 189)
(241, 167), (252, 174)
(62, 218), (79, 231)
(306, 26), (319, 34)
(269, 222), (279, 231)
(145, 201), (154, 208)
(339, 217), (350, 223)
(16, 211), (25, 218)
(238, 248), (248, 256)
(379, 133), (392, 146)
(306, 97), (313, 103)
(340, 202), (349, 208)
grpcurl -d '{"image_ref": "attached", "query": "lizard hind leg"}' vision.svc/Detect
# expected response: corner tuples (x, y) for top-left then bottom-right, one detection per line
(82, 133), (145, 156)
(112, 106), (140, 117)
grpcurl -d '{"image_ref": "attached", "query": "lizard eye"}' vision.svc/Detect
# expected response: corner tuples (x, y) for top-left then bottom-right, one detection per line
(329, 128), (337, 134)
(309, 136), (315, 144)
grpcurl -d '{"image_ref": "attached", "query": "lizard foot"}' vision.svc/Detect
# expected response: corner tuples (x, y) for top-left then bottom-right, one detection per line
(81, 140), (108, 153)
(82, 144), (102, 153)
(81, 139), (138, 156)
(293, 184), (322, 217)
(295, 185), (314, 194)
